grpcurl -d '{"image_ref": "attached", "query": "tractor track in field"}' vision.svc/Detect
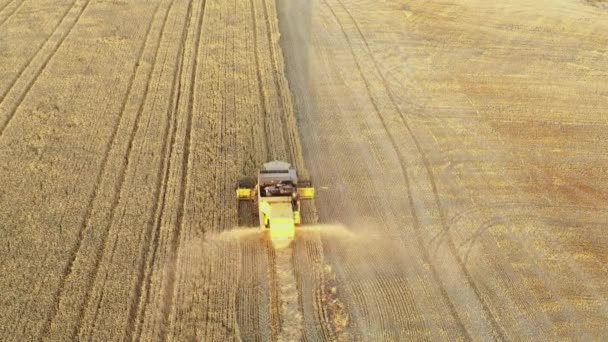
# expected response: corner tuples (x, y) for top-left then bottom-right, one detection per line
(425, 111), (608, 338)
(54, 1), (174, 338)
(0, 0), (78, 105)
(0, 0), (15, 16)
(1, 0), (93, 337)
(195, 2), (246, 329)
(159, 0), (206, 338)
(233, 0), (280, 329)
(9, 77), (126, 340)
(258, 0), (317, 339)
(2, 0), (607, 339)
(0, 0), (24, 28)
(0, 0), (75, 101)
(321, 0), (508, 338)
(131, 1), (192, 340)
(251, 2), (294, 336)
(319, 0), (472, 337)
(0, 0), (87, 138)
(452, 205), (608, 271)
(444, 201), (608, 245)
(43, 0), (168, 332)
(259, 0), (292, 163)
(6, 0), (159, 336)
(80, 0), (193, 337)
(123, 0), (184, 339)
(249, 0), (271, 161)
(457, 207), (608, 339)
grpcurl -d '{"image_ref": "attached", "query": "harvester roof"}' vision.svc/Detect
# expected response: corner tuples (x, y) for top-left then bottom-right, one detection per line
(258, 160), (298, 185)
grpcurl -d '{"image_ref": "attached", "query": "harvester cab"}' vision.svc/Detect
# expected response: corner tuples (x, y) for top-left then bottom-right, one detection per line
(236, 161), (315, 244)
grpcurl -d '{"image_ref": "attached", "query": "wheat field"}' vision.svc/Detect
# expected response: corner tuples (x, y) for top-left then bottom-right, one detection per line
(1, 0), (607, 340)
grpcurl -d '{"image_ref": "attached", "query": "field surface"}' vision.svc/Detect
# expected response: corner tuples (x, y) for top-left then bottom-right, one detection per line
(0, 0), (607, 340)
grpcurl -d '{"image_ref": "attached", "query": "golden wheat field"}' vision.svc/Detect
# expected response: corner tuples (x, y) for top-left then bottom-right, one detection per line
(0, 0), (607, 340)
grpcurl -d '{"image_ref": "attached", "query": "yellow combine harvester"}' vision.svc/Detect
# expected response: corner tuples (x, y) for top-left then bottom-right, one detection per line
(236, 161), (315, 243)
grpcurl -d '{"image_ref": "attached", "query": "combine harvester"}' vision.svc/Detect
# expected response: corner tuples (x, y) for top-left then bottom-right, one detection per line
(236, 161), (315, 245)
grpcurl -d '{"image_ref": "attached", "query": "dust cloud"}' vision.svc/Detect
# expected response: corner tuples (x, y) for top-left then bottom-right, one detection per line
(205, 225), (358, 340)
(209, 227), (262, 243)
(296, 224), (357, 239)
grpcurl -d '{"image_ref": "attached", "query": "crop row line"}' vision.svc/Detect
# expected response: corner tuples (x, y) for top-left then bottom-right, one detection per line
(0, 0), (84, 138)
(0, 0), (24, 29)
(159, 0), (207, 338)
(0, 0), (92, 337)
(53, 1), (174, 339)
(131, 0), (193, 339)
(320, 0), (479, 338)
(83, 0), (185, 338)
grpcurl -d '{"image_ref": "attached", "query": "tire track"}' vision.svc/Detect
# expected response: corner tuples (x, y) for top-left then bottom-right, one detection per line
(274, 6), (364, 338)
(0, 0), (86, 138)
(260, 0), (293, 163)
(460, 212), (600, 338)
(207, 1), (242, 334)
(136, 0), (198, 337)
(0, 1), (75, 105)
(131, 1), (192, 340)
(257, 0), (316, 337)
(430, 110), (608, 337)
(2, 0), (93, 338)
(465, 216), (563, 338)
(5, 24), (146, 342)
(160, 0), (206, 338)
(248, 0), (271, 161)
(82, 0), (178, 333)
(122, 0), (181, 339)
(0, 0), (24, 28)
(43, 0), (167, 329)
(326, 0), (516, 338)
(177, 0), (234, 337)
(57, 1), (171, 338)
(234, 1), (277, 338)
(7, 1), (158, 338)
(0, 0), (15, 15)
(457, 207), (608, 276)
(447, 202), (608, 236)
(319, 0), (475, 338)
(309, 237), (351, 341)
(434, 201), (582, 254)
(293, 39), (403, 338)
(2, 84), (84, 337)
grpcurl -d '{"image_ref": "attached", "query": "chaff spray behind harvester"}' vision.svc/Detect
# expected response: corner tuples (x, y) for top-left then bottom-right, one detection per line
(236, 161), (315, 245)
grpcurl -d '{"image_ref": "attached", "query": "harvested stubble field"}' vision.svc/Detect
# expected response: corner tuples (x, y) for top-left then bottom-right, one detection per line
(0, 0), (607, 340)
